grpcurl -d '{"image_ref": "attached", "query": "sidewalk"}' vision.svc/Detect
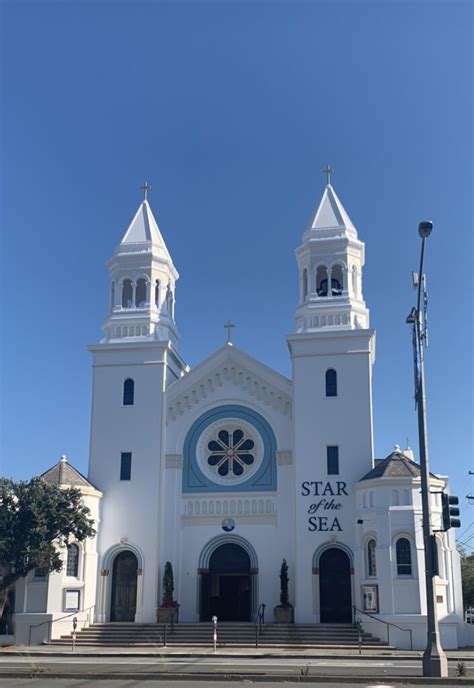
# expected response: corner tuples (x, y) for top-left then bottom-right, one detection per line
(2, 643), (474, 660)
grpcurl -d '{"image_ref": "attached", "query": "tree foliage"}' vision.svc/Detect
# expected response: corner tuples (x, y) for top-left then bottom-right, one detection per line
(279, 558), (289, 606)
(459, 546), (474, 610)
(0, 477), (95, 606)
(161, 561), (175, 606)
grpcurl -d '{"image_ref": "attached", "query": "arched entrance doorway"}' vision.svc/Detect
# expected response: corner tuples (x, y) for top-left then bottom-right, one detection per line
(200, 543), (251, 621)
(110, 551), (138, 622)
(319, 547), (352, 623)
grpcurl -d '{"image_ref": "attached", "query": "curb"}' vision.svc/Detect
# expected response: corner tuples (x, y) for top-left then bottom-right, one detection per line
(1, 650), (473, 662)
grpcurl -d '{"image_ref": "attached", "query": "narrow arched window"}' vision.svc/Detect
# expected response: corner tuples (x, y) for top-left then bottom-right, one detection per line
(392, 489), (400, 506)
(396, 538), (412, 576)
(367, 539), (377, 577)
(325, 369), (337, 397)
(66, 543), (79, 577)
(122, 279), (133, 308)
(111, 281), (115, 310)
(135, 278), (147, 307)
(123, 378), (134, 406)
(302, 269), (308, 301)
(154, 279), (160, 307)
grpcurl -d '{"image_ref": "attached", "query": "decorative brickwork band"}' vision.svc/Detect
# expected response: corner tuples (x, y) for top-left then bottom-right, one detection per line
(100, 569), (109, 576)
(197, 568), (209, 574)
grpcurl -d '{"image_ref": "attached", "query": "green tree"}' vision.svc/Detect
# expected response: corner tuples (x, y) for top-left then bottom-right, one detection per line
(0, 477), (95, 616)
(459, 546), (474, 610)
(162, 561), (175, 606)
(279, 558), (289, 606)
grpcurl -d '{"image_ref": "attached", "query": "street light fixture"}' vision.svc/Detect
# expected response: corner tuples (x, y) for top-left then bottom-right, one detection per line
(406, 220), (448, 678)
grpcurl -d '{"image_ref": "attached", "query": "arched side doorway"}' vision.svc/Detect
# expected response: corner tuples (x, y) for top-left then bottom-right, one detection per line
(319, 547), (352, 623)
(110, 551), (138, 622)
(198, 535), (258, 622)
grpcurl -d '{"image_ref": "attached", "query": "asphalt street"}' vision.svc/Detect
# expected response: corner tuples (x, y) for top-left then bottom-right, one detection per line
(0, 681), (450, 688)
(0, 655), (473, 680)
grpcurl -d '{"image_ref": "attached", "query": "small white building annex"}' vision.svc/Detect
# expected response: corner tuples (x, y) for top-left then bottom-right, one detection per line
(11, 180), (466, 648)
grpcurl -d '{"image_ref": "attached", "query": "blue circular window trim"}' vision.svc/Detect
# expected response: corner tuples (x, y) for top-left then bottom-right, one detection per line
(182, 405), (277, 493)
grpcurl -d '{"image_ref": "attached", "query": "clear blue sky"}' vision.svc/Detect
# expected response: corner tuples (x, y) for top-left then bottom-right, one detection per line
(1, 1), (473, 544)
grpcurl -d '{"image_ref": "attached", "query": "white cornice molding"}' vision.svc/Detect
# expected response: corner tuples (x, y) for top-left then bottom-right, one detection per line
(165, 454), (183, 468)
(277, 450), (293, 465)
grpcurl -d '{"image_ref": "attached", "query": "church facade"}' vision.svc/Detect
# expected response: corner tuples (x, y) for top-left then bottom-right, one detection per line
(12, 181), (466, 648)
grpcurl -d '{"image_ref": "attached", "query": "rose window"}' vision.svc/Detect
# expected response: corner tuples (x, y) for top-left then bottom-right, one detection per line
(207, 429), (255, 477)
(196, 417), (264, 486)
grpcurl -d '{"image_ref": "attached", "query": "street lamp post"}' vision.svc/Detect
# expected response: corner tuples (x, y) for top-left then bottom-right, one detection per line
(406, 221), (448, 678)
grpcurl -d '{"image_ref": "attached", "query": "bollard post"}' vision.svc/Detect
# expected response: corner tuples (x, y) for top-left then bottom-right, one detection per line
(212, 615), (218, 653)
(72, 617), (78, 652)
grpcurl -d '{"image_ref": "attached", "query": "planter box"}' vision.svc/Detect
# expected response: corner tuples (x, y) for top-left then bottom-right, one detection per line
(274, 605), (294, 623)
(156, 607), (178, 623)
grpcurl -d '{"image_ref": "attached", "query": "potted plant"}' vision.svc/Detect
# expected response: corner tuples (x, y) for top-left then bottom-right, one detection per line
(156, 561), (179, 622)
(274, 558), (294, 623)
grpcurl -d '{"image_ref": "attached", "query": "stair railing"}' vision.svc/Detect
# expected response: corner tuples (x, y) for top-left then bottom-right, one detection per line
(254, 603), (266, 648)
(27, 604), (95, 647)
(352, 605), (413, 651)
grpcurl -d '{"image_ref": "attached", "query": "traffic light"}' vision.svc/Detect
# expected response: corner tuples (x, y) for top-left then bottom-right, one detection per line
(441, 493), (461, 531)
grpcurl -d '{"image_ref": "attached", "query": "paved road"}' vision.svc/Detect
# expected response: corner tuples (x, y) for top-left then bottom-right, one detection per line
(0, 654), (473, 679)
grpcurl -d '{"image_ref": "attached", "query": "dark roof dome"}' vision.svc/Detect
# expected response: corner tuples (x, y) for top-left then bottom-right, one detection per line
(40, 455), (97, 489)
(359, 449), (434, 482)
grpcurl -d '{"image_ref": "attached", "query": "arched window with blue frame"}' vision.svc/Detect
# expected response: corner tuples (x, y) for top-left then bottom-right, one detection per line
(325, 369), (337, 397)
(123, 378), (134, 406)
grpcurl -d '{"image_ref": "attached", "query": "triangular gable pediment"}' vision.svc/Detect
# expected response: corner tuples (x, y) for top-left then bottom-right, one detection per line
(166, 345), (292, 423)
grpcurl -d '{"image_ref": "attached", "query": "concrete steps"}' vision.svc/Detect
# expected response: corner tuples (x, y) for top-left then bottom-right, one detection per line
(49, 622), (390, 648)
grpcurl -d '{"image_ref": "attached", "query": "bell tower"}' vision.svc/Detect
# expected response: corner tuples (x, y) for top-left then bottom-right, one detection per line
(288, 170), (375, 623)
(102, 181), (180, 348)
(294, 168), (369, 333)
(87, 183), (187, 623)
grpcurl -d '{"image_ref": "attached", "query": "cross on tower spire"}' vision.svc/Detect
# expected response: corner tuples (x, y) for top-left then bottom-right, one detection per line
(140, 181), (151, 201)
(322, 165), (334, 186)
(224, 320), (235, 345)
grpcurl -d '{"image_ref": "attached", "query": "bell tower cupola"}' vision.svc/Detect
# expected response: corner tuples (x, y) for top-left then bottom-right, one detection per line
(294, 169), (369, 332)
(101, 183), (180, 347)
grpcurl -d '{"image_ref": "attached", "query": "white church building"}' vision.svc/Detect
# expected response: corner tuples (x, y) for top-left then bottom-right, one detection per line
(11, 180), (467, 648)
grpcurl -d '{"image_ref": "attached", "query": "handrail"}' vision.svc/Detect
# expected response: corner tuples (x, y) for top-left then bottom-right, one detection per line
(254, 602), (266, 647)
(352, 605), (413, 651)
(28, 605), (95, 646)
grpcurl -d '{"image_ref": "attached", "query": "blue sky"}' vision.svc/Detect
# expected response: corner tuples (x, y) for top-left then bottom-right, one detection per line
(1, 1), (473, 543)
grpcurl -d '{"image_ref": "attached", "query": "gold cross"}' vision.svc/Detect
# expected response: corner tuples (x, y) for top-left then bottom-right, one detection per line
(224, 320), (235, 344)
(140, 181), (151, 201)
(322, 165), (334, 185)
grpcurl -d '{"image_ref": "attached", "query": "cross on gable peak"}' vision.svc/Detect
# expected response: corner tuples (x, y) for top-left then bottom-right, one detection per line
(224, 320), (235, 345)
